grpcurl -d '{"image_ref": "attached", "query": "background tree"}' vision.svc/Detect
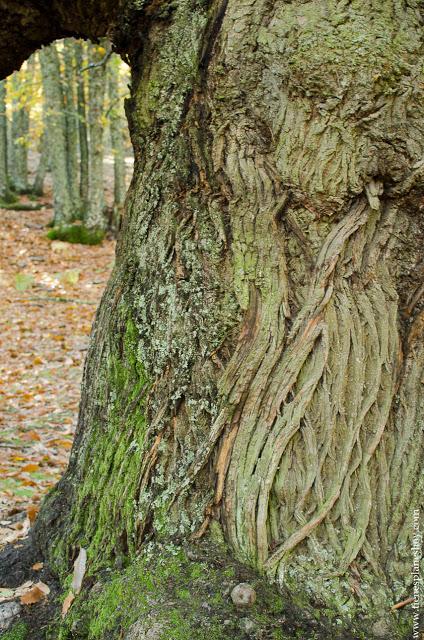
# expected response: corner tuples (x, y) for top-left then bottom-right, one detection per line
(75, 40), (89, 214)
(62, 39), (81, 213)
(85, 42), (107, 233)
(0, 80), (13, 202)
(31, 129), (48, 197)
(39, 44), (75, 225)
(1, 2), (423, 639)
(107, 55), (127, 229)
(8, 70), (30, 194)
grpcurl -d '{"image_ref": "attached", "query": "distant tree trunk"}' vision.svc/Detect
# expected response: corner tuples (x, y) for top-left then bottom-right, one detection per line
(85, 42), (106, 232)
(75, 40), (89, 215)
(39, 44), (75, 226)
(32, 130), (48, 197)
(9, 71), (30, 194)
(0, 80), (13, 202)
(62, 38), (80, 212)
(107, 56), (126, 230)
(1, 2), (423, 639)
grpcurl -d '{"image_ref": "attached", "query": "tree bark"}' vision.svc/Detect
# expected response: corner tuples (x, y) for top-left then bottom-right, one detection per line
(39, 43), (75, 225)
(0, 79), (13, 202)
(107, 55), (127, 229)
(9, 70), (30, 194)
(1, 1), (423, 637)
(75, 40), (90, 214)
(62, 38), (81, 213)
(32, 130), (48, 197)
(85, 42), (107, 231)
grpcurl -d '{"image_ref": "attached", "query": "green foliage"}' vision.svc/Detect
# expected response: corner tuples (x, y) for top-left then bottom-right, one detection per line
(47, 225), (105, 245)
(0, 622), (28, 640)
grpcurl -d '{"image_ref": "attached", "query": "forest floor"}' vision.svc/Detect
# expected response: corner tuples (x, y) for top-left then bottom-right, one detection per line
(0, 200), (115, 549)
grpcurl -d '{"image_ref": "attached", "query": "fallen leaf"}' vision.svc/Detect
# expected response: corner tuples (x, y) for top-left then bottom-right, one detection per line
(22, 431), (41, 442)
(71, 547), (87, 594)
(20, 581), (50, 605)
(62, 591), (75, 618)
(27, 505), (40, 524)
(21, 464), (39, 473)
(32, 562), (44, 571)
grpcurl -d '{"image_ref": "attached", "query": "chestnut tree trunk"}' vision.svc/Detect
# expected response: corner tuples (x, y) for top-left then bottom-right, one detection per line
(1, 1), (423, 637)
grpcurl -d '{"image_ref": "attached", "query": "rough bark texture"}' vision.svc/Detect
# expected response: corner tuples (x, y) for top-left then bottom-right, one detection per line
(1, 1), (423, 638)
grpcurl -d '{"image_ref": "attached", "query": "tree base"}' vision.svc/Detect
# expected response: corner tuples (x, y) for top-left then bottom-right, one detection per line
(0, 531), (411, 640)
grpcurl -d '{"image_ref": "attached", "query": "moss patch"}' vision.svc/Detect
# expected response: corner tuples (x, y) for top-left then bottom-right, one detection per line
(51, 539), (386, 640)
(48, 313), (150, 576)
(47, 225), (105, 245)
(52, 542), (320, 640)
(0, 622), (28, 640)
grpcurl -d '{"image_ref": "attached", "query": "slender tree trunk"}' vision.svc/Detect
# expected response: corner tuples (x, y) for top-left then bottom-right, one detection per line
(0, 80), (13, 202)
(75, 40), (89, 214)
(85, 42), (107, 232)
(39, 44), (75, 226)
(32, 130), (48, 197)
(62, 38), (81, 213)
(0, 1), (423, 638)
(107, 56), (126, 230)
(9, 71), (30, 194)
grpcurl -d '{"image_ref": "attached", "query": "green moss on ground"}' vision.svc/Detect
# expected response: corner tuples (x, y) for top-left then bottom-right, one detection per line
(0, 201), (42, 211)
(0, 622), (28, 640)
(47, 225), (105, 245)
(53, 543), (299, 640)
(51, 539), (379, 640)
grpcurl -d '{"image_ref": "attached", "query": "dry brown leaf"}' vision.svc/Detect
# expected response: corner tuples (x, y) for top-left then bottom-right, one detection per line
(21, 464), (39, 473)
(27, 505), (40, 524)
(61, 591), (75, 618)
(20, 581), (50, 605)
(32, 562), (44, 571)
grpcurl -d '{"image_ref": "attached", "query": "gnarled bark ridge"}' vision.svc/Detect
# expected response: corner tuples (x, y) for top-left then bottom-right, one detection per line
(1, 1), (423, 637)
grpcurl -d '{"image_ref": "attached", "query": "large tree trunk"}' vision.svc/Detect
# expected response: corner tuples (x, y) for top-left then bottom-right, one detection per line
(1, 1), (423, 638)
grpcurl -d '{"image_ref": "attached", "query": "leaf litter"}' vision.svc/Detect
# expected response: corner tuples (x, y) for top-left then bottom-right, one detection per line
(0, 206), (115, 546)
